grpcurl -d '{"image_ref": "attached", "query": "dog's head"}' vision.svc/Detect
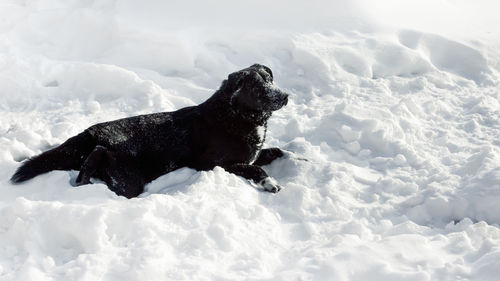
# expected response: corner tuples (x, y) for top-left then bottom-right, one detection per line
(226, 64), (289, 113)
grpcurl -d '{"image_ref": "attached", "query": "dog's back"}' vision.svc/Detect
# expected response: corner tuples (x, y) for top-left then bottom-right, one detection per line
(10, 108), (198, 185)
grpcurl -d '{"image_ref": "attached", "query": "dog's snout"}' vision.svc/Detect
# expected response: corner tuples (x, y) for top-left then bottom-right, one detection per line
(266, 87), (289, 111)
(281, 92), (289, 106)
(276, 89), (288, 98)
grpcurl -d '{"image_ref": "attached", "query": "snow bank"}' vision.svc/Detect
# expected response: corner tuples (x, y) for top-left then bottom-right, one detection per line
(1, 0), (500, 280)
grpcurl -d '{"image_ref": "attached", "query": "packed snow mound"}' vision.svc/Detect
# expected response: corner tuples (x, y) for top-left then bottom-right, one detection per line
(1, 0), (500, 280)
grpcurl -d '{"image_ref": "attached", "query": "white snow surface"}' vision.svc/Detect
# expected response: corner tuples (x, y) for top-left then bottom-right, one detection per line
(1, 0), (500, 280)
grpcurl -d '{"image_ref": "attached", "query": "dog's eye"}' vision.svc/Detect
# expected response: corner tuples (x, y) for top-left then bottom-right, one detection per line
(261, 66), (273, 80)
(256, 70), (272, 83)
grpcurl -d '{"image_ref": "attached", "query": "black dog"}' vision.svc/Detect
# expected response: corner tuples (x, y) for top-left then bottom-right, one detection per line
(10, 64), (289, 198)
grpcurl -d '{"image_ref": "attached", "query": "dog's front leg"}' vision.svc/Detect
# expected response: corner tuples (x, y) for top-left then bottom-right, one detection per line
(253, 148), (284, 166)
(223, 164), (281, 193)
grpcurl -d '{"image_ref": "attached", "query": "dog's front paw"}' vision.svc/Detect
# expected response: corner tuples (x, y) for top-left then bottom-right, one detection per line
(259, 177), (282, 193)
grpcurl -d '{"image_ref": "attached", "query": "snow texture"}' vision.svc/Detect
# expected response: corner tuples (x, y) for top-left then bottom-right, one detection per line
(1, 0), (500, 280)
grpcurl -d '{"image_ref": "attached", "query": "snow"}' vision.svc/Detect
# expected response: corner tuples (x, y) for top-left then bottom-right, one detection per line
(1, 0), (500, 280)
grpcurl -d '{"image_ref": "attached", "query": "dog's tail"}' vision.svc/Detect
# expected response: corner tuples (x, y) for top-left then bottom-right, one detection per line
(10, 131), (95, 183)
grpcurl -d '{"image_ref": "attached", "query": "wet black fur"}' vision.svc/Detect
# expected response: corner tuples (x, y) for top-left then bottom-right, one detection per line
(10, 64), (289, 198)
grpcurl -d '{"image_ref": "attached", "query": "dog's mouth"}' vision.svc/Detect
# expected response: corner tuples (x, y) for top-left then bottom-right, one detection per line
(232, 83), (289, 113)
(264, 84), (289, 111)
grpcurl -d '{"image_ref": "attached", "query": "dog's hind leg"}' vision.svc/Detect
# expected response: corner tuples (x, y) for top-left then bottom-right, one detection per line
(76, 145), (145, 198)
(224, 164), (281, 193)
(253, 148), (284, 166)
(75, 145), (106, 186)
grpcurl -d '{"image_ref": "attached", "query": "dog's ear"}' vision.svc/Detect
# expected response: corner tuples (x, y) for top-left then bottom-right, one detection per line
(226, 71), (245, 90)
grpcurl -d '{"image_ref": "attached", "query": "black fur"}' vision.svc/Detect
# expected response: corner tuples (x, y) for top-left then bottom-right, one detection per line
(10, 64), (289, 198)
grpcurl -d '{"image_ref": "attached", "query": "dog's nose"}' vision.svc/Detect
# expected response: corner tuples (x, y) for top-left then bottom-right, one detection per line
(272, 88), (289, 109)
(282, 93), (289, 106)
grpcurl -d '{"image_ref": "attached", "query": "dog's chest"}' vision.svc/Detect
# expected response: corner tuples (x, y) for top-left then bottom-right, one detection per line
(247, 125), (266, 164)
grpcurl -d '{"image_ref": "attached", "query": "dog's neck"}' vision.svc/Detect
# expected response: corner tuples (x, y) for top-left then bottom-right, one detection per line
(200, 90), (271, 136)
